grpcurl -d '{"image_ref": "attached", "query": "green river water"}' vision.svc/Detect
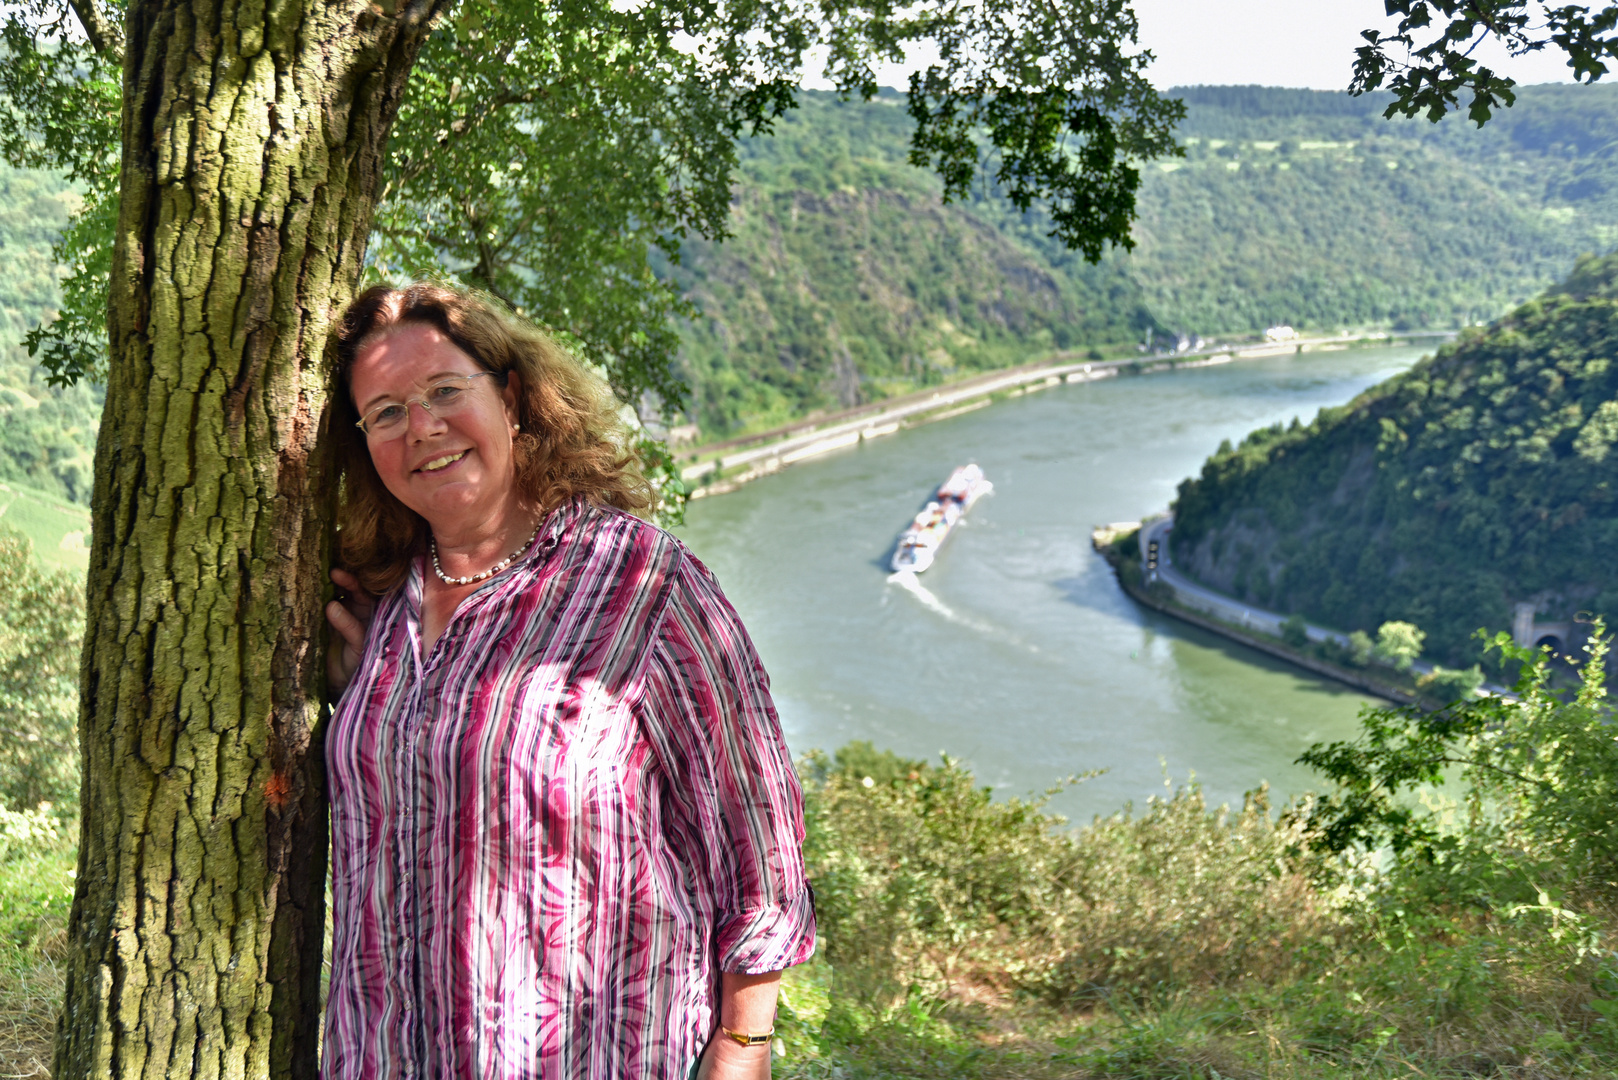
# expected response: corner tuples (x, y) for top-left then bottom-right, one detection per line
(674, 345), (1430, 819)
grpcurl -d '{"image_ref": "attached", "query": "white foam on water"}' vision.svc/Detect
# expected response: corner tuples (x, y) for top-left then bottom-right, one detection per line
(887, 569), (955, 618)
(886, 570), (1019, 645)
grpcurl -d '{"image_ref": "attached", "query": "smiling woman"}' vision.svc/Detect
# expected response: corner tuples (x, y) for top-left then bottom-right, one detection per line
(320, 284), (815, 1080)
(330, 284), (653, 597)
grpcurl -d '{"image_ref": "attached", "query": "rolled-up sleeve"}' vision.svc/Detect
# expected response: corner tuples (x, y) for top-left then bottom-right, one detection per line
(638, 554), (817, 974)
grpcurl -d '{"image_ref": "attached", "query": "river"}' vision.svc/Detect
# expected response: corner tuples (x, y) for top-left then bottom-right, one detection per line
(674, 345), (1431, 819)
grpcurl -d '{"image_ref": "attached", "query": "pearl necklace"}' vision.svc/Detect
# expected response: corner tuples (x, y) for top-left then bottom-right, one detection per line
(430, 519), (544, 587)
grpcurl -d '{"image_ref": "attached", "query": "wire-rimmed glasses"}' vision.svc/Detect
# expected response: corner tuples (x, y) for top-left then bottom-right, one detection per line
(355, 371), (501, 438)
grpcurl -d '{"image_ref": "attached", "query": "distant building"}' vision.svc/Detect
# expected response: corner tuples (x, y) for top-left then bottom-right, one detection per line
(1264, 325), (1298, 342)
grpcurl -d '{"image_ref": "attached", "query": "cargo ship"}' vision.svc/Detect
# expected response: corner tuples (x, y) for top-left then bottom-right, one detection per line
(890, 464), (993, 573)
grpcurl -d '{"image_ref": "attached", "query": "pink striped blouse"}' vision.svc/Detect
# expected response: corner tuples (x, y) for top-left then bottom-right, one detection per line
(324, 499), (816, 1079)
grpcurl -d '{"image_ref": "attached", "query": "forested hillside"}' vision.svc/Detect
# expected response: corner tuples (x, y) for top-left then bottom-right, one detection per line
(13, 85), (1618, 468)
(1171, 252), (1618, 668)
(1133, 86), (1604, 334)
(673, 85), (1618, 437)
(0, 164), (97, 507)
(661, 93), (1154, 435)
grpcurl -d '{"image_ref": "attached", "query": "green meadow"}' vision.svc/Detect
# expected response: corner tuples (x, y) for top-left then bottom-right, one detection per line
(0, 483), (87, 574)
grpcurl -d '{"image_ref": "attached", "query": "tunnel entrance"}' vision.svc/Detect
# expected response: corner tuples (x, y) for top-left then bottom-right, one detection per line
(1535, 634), (1564, 656)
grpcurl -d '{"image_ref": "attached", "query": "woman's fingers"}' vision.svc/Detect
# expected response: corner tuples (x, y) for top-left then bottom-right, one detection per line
(327, 600), (367, 651)
(330, 568), (377, 623)
(326, 569), (376, 695)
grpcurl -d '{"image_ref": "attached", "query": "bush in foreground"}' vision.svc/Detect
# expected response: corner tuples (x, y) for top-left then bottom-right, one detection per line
(802, 743), (1334, 1008)
(780, 696), (1618, 1078)
(3, 609), (1618, 1077)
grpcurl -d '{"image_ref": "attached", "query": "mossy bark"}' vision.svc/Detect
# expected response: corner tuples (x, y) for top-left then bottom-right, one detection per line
(55, 2), (446, 1077)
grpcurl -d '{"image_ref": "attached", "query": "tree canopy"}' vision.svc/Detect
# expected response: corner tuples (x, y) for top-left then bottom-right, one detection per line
(1354, 1), (1618, 123)
(0, 0), (1183, 434)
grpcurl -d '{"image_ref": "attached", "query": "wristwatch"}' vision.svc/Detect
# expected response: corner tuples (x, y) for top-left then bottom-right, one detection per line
(721, 1026), (774, 1046)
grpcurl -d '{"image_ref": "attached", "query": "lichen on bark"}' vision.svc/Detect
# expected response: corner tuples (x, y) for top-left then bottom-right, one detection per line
(56, 2), (449, 1077)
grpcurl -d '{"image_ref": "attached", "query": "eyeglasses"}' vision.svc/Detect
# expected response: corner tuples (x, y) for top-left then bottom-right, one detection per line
(355, 371), (501, 438)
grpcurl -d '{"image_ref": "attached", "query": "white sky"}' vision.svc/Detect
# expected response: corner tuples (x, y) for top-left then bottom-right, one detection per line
(807, 1), (1582, 92)
(1131, 0), (1576, 90)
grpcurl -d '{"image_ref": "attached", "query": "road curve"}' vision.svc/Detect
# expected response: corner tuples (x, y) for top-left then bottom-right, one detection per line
(1135, 516), (1461, 683)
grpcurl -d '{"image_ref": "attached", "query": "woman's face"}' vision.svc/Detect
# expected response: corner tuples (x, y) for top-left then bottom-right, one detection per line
(349, 322), (524, 534)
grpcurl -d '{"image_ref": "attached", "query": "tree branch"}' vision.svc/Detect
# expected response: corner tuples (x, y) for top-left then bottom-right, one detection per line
(391, 84), (546, 190)
(66, 0), (119, 58)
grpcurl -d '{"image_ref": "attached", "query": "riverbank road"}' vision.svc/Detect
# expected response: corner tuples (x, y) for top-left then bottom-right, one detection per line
(1133, 517), (1507, 694)
(1137, 517), (1353, 648)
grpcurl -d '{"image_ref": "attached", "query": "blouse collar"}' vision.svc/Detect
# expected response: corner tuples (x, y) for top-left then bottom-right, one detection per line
(407, 496), (584, 608)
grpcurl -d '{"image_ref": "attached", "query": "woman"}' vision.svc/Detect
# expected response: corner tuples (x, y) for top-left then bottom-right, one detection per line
(322, 283), (815, 1080)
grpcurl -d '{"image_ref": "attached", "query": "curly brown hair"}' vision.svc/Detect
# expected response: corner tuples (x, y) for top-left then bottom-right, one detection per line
(332, 283), (654, 594)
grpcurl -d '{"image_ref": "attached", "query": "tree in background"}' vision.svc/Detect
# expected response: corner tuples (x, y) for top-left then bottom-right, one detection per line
(1419, 662), (1485, 702)
(0, 0), (1186, 1075)
(1374, 620), (1426, 671)
(1347, 628), (1376, 666)
(1280, 612), (1309, 648)
(0, 529), (81, 812)
(0, 1), (119, 386)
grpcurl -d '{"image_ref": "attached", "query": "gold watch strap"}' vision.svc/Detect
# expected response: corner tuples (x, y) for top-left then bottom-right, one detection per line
(721, 1026), (774, 1046)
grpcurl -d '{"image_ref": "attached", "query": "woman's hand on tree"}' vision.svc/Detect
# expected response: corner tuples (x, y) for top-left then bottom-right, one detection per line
(326, 568), (375, 695)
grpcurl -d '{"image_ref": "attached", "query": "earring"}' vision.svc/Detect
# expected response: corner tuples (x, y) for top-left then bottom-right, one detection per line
(512, 423), (521, 433)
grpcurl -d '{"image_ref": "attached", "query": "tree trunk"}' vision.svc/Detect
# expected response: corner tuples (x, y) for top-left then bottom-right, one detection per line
(55, 2), (447, 1077)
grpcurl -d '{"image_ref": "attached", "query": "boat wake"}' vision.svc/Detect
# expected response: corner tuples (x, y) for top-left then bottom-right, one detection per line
(886, 569), (1003, 638)
(885, 570), (1046, 659)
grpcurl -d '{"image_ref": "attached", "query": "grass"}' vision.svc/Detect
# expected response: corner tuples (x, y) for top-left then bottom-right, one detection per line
(762, 905), (1618, 1080)
(0, 834), (72, 1079)
(3, 740), (1618, 1078)
(0, 483), (88, 574)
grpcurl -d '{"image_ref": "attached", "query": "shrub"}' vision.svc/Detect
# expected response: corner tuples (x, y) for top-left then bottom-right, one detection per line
(0, 804), (59, 865)
(1347, 629), (1374, 667)
(1280, 612), (1308, 648)
(1419, 664), (1484, 703)
(801, 746), (1336, 1007)
(1302, 621), (1618, 894)
(0, 529), (82, 812)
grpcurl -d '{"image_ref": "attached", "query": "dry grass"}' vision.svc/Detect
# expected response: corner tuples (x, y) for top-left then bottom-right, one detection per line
(0, 831), (74, 1080)
(0, 923), (64, 1079)
(805, 752), (1336, 1008)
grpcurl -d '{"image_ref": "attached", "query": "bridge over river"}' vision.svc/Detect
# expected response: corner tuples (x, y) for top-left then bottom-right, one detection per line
(675, 344), (1432, 819)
